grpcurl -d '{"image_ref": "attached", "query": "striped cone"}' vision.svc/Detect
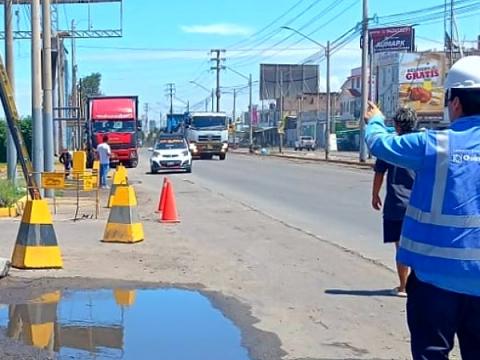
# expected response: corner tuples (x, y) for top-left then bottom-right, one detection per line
(7, 291), (60, 350)
(11, 200), (63, 269)
(107, 165), (128, 208)
(103, 185), (144, 243)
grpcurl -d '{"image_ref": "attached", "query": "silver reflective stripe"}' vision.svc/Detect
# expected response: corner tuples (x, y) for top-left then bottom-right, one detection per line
(406, 205), (480, 227)
(431, 131), (449, 214)
(405, 130), (480, 228)
(401, 236), (480, 261)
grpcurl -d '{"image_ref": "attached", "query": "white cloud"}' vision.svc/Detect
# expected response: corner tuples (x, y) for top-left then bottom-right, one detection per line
(180, 23), (253, 36)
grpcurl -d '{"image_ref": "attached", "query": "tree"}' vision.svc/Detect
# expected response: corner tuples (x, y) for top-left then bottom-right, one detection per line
(80, 72), (102, 105)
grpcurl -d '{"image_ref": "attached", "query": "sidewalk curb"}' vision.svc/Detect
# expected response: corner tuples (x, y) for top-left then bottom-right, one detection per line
(231, 151), (373, 169)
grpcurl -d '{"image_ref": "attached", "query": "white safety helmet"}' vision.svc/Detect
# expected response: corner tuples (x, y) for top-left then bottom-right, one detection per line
(445, 56), (480, 90)
(444, 56), (480, 122)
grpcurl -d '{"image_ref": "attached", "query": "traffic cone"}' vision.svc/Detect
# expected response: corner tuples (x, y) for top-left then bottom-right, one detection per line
(107, 165), (128, 208)
(11, 199), (63, 269)
(160, 181), (180, 223)
(156, 177), (169, 213)
(103, 184), (144, 243)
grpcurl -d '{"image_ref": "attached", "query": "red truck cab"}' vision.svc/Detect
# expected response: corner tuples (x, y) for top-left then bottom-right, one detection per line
(87, 96), (140, 168)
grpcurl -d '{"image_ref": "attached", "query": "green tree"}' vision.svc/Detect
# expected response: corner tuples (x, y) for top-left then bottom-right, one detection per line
(80, 72), (102, 105)
(0, 117), (32, 162)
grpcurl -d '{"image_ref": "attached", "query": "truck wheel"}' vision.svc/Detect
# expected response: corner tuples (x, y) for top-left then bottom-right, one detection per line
(219, 153), (226, 161)
(294, 147), (297, 151)
(129, 159), (138, 168)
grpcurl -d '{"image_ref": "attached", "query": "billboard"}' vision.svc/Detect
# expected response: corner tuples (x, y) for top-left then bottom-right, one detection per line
(367, 26), (415, 53)
(398, 52), (446, 116)
(260, 64), (319, 100)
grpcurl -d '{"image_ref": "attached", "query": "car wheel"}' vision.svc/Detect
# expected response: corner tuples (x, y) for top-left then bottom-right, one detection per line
(150, 166), (157, 174)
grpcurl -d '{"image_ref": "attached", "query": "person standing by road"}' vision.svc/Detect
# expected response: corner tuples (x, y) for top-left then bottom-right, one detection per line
(364, 55), (480, 359)
(96, 135), (111, 189)
(371, 108), (416, 297)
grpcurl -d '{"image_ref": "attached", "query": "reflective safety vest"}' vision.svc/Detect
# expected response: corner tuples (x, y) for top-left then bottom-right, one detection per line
(398, 116), (480, 279)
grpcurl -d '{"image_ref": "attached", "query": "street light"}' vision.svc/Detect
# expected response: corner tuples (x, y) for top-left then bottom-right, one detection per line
(225, 66), (253, 148)
(281, 26), (331, 161)
(189, 81), (214, 112)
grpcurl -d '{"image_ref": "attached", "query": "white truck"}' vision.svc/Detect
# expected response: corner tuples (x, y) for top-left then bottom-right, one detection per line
(294, 136), (316, 151)
(184, 112), (229, 160)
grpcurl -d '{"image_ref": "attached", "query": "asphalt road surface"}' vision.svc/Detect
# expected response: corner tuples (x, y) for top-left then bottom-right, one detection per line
(185, 152), (390, 268)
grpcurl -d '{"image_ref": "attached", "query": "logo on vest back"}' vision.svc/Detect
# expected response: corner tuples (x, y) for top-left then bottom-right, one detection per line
(452, 151), (480, 164)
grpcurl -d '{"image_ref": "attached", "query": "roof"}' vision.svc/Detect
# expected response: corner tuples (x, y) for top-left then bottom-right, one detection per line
(347, 89), (361, 97)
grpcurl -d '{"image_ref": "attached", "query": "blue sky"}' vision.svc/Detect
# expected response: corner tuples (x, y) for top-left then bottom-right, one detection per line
(2, 0), (480, 119)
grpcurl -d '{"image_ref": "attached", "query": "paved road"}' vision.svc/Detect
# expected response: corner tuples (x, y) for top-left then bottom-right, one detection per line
(187, 153), (391, 268)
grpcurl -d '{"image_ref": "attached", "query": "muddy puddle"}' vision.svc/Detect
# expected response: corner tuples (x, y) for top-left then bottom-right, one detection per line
(0, 288), (252, 359)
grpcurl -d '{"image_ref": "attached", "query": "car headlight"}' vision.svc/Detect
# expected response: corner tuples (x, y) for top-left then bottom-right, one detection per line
(182, 150), (189, 156)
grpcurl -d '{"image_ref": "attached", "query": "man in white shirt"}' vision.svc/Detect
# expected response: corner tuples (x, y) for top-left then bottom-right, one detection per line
(96, 135), (111, 188)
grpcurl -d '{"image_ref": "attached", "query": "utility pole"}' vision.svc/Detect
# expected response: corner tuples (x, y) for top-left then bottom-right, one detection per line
(450, 0), (454, 67)
(57, 36), (65, 150)
(210, 49), (225, 112)
(359, 0), (369, 162)
(166, 83), (175, 117)
(5, 0), (16, 183)
(325, 40), (331, 161)
(233, 88), (236, 147)
(71, 20), (78, 148)
(32, 0), (43, 190)
(211, 89), (214, 112)
(249, 73), (253, 147)
(42, 0), (54, 197)
(279, 73), (283, 153)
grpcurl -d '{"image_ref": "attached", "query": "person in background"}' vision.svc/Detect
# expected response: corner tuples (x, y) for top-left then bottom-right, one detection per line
(96, 135), (111, 189)
(371, 107), (416, 297)
(59, 148), (72, 178)
(364, 56), (480, 359)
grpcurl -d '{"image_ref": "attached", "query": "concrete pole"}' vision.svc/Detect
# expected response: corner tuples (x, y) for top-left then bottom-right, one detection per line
(249, 73), (253, 147)
(71, 20), (77, 148)
(57, 37), (65, 150)
(233, 88), (236, 147)
(325, 40), (331, 161)
(359, 0), (369, 162)
(211, 89), (214, 112)
(31, 0), (44, 190)
(42, 0), (54, 197)
(5, 0), (16, 183)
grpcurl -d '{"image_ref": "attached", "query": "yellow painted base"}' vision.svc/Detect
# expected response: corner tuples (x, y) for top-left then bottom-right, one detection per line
(103, 223), (144, 243)
(11, 245), (63, 269)
(114, 289), (136, 307)
(32, 291), (62, 304)
(0, 206), (17, 217)
(25, 323), (54, 348)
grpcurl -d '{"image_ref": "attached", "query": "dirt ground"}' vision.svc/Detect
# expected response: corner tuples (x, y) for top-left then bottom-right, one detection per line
(0, 172), (413, 359)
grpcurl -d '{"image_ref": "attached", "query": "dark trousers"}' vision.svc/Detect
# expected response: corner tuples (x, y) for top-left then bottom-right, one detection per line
(406, 272), (480, 360)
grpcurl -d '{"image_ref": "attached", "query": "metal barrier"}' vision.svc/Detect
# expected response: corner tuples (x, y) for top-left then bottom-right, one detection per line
(28, 169), (100, 220)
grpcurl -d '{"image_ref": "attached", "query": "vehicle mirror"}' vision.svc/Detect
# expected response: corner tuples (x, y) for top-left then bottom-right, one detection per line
(148, 147), (154, 152)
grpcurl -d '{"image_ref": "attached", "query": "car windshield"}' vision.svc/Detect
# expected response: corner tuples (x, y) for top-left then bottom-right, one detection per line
(155, 139), (186, 150)
(93, 120), (135, 133)
(191, 116), (226, 129)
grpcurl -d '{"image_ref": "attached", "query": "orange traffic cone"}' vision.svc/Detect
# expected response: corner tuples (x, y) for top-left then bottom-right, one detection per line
(155, 177), (169, 213)
(160, 181), (180, 223)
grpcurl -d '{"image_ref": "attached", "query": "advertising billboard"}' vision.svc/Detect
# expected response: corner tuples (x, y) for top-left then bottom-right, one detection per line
(260, 64), (319, 100)
(398, 52), (446, 116)
(368, 26), (415, 53)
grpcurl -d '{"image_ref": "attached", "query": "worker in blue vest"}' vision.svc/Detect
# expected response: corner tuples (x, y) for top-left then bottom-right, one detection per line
(364, 55), (480, 360)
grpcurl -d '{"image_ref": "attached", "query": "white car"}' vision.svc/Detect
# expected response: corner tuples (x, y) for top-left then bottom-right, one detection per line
(149, 135), (192, 174)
